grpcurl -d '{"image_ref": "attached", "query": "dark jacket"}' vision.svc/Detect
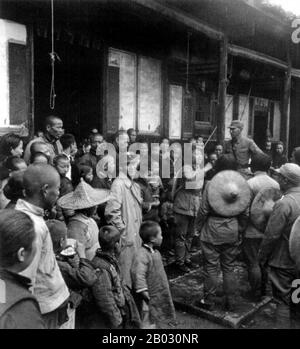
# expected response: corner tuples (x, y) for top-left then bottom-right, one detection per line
(259, 187), (300, 269)
(56, 256), (98, 308)
(172, 177), (201, 217)
(0, 269), (46, 329)
(90, 251), (126, 328)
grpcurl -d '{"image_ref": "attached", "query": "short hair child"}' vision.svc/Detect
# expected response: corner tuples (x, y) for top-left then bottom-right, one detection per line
(139, 221), (161, 244)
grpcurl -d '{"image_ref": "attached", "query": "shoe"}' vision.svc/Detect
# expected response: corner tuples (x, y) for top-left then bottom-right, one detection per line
(175, 263), (191, 273)
(194, 298), (215, 311)
(185, 260), (198, 269)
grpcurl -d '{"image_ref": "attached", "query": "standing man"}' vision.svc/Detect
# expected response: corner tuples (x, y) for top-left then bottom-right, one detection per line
(15, 165), (69, 328)
(24, 116), (64, 164)
(77, 133), (104, 187)
(243, 153), (280, 302)
(258, 163), (300, 328)
(60, 133), (78, 180)
(224, 120), (263, 178)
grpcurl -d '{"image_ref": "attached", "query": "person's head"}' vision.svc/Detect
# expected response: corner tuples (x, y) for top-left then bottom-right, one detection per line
(276, 141), (284, 155)
(44, 115), (63, 140)
(35, 130), (44, 138)
(46, 219), (67, 254)
(3, 170), (25, 202)
(127, 155), (140, 179)
(91, 128), (99, 135)
(101, 154), (116, 176)
(77, 164), (93, 184)
(215, 154), (238, 173)
(30, 141), (51, 159)
(98, 225), (121, 254)
(139, 221), (162, 248)
(60, 133), (77, 157)
(0, 133), (23, 158)
(0, 210), (37, 272)
(89, 133), (104, 152)
(215, 144), (223, 158)
(291, 147), (300, 165)
(114, 130), (129, 149)
(208, 152), (218, 167)
(23, 164), (60, 210)
(53, 154), (70, 178)
(30, 152), (50, 165)
(196, 136), (204, 144)
(82, 139), (91, 154)
(265, 140), (272, 151)
(275, 163), (300, 192)
(4, 156), (27, 173)
(189, 137), (196, 145)
(229, 120), (244, 140)
(127, 128), (137, 143)
(251, 153), (272, 173)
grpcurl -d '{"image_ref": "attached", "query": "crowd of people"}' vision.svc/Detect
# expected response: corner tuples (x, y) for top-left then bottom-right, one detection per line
(0, 115), (300, 329)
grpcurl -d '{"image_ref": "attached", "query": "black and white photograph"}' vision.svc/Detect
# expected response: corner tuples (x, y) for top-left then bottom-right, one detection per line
(1, 0), (300, 333)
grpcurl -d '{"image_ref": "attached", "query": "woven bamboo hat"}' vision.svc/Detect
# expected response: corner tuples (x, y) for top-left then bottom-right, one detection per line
(208, 170), (251, 217)
(250, 187), (282, 231)
(289, 216), (300, 271)
(57, 179), (111, 210)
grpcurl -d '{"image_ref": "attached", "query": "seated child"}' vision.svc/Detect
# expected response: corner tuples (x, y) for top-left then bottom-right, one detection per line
(0, 210), (46, 329)
(46, 219), (98, 329)
(89, 226), (140, 329)
(131, 221), (176, 328)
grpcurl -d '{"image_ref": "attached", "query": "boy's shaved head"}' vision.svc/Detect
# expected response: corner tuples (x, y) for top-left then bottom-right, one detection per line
(23, 165), (60, 209)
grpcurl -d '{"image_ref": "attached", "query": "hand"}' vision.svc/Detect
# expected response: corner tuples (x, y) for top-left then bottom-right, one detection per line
(140, 291), (150, 302)
(151, 200), (160, 208)
(76, 241), (86, 259)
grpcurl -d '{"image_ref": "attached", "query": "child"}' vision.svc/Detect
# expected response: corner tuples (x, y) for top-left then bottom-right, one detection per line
(132, 221), (176, 329)
(3, 171), (25, 209)
(54, 154), (73, 196)
(89, 226), (141, 329)
(0, 210), (45, 329)
(46, 219), (97, 329)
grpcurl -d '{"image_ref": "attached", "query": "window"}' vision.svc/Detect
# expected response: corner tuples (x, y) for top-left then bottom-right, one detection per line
(107, 48), (161, 134)
(169, 85), (182, 139)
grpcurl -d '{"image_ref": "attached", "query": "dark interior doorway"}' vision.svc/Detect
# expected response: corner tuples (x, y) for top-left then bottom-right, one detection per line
(34, 36), (102, 141)
(253, 110), (268, 149)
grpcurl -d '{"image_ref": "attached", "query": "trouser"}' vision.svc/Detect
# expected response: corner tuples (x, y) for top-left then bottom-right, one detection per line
(268, 266), (298, 328)
(174, 213), (196, 265)
(243, 238), (267, 297)
(42, 301), (69, 329)
(201, 241), (239, 300)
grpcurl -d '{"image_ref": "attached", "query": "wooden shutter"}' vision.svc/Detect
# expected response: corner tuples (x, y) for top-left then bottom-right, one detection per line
(8, 43), (30, 126)
(106, 66), (120, 134)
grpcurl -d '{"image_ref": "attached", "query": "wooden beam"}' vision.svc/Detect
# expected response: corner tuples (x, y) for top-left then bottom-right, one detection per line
(281, 43), (292, 156)
(217, 36), (228, 145)
(228, 44), (287, 70)
(129, 0), (223, 40)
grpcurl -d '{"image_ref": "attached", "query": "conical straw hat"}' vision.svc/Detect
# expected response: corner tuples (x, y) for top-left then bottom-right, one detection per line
(208, 170), (251, 217)
(57, 179), (111, 210)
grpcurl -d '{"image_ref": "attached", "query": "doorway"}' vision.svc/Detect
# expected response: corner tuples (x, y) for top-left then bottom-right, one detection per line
(34, 36), (103, 140)
(253, 110), (268, 149)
